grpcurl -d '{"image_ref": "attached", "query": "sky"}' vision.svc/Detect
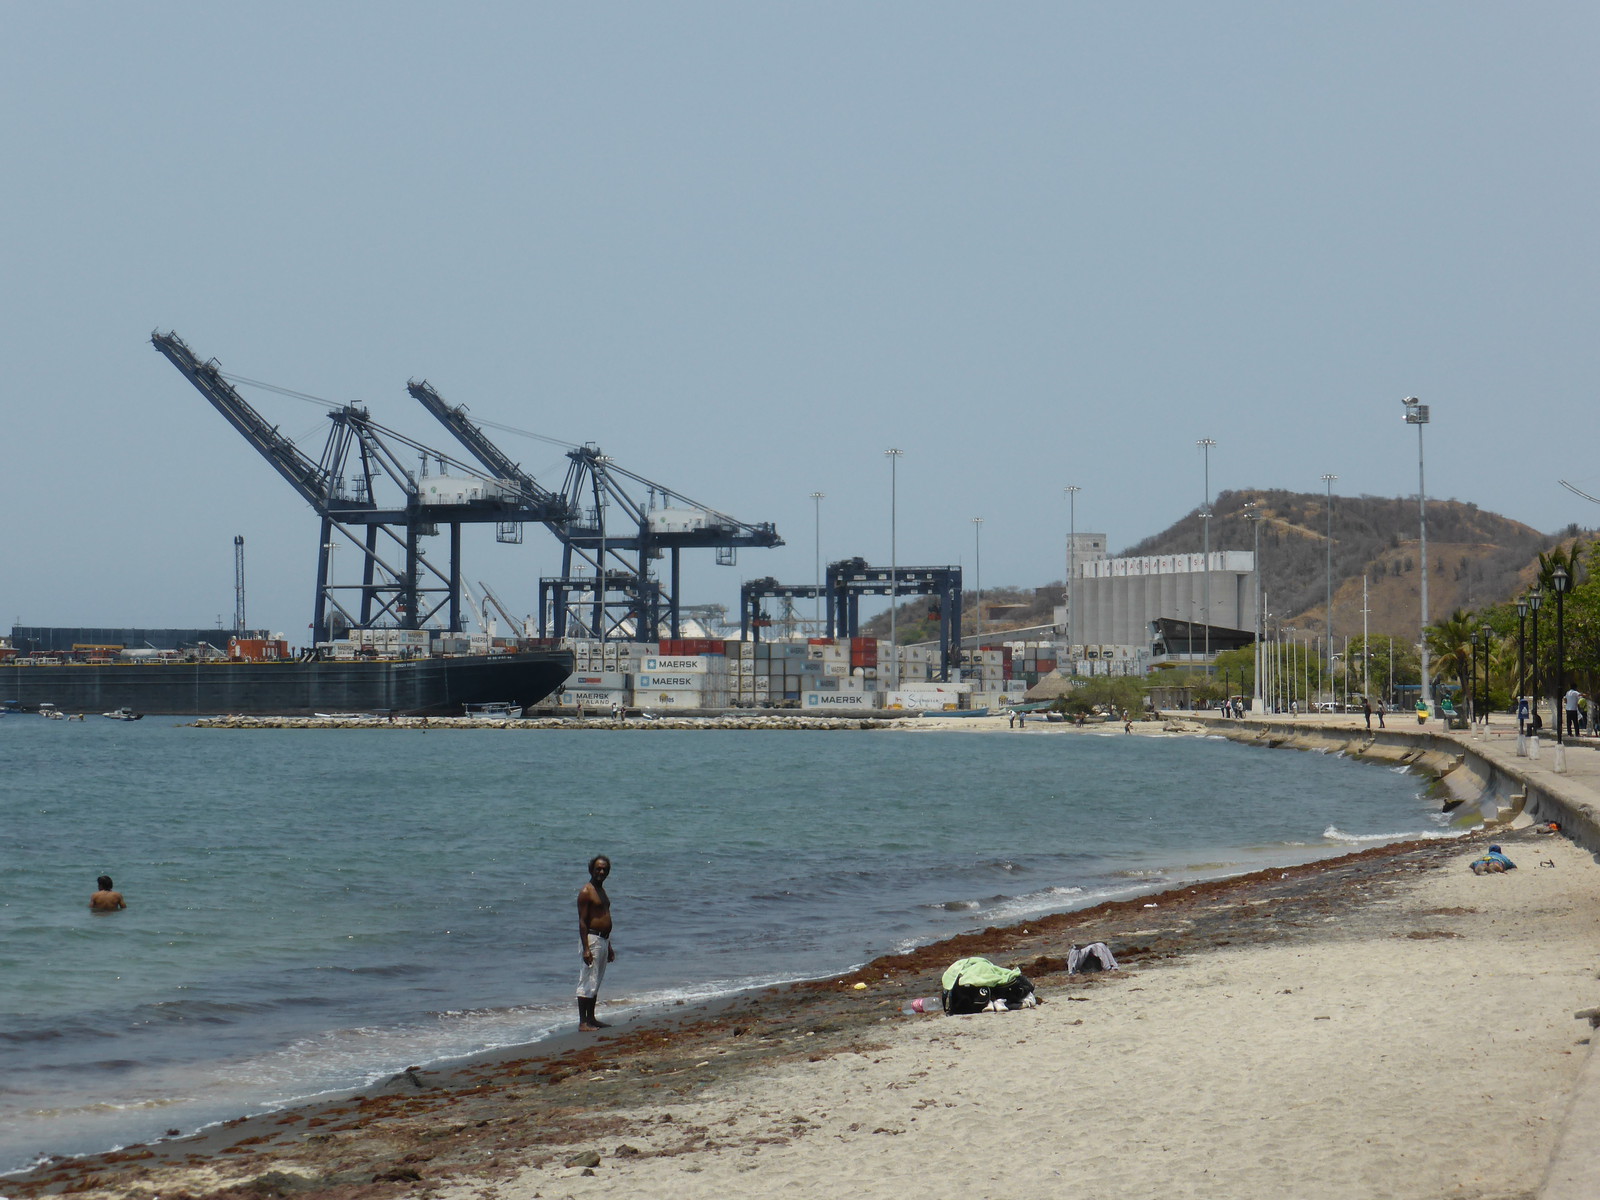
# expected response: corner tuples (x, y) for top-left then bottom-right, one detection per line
(5, 3), (1599, 638)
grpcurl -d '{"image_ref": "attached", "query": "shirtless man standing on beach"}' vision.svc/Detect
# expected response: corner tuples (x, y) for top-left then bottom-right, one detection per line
(576, 855), (615, 1031)
(90, 875), (126, 912)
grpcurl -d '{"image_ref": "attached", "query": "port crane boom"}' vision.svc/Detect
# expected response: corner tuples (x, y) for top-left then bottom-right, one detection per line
(408, 381), (782, 641)
(154, 331), (570, 642)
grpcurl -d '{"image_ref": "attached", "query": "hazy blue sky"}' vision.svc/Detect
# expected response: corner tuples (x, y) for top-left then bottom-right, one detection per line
(5, 3), (1597, 637)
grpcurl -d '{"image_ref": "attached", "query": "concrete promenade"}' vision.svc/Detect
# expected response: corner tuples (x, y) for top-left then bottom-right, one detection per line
(1185, 707), (1600, 1200)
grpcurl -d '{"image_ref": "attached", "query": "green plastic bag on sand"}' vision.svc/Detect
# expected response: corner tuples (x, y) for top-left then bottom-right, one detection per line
(941, 956), (1021, 992)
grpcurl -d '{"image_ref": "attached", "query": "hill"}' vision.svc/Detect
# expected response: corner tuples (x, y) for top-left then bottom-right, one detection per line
(863, 491), (1581, 645)
(1122, 490), (1562, 640)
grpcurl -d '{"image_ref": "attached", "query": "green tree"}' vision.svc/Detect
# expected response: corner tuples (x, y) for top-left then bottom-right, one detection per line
(1426, 609), (1478, 707)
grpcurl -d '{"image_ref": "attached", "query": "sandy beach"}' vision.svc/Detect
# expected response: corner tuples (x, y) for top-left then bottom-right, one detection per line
(425, 831), (1598, 1200)
(14, 812), (1598, 1200)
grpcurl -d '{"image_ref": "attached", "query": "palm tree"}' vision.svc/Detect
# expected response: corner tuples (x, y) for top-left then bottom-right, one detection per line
(1427, 609), (1477, 714)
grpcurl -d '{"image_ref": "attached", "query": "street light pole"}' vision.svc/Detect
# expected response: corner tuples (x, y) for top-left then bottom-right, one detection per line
(1064, 485), (1081, 653)
(1480, 624), (1493, 732)
(1322, 473), (1338, 704)
(810, 491), (825, 631)
(1554, 565), (1571, 755)
(1470, 629), (1479, 727)
(1401, 398), (1431, 710)
(1245, 503), (1263, 713)
(885, 449), (903, 690)
(1516, 596), (1528, 751)
(1529, 590), (1543, 757)
(972, 516), (984, 647)
(1197, 439), (1216, 672)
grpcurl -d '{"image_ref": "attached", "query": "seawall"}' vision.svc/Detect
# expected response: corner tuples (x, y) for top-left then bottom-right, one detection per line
(1183, 714), (1600, 856)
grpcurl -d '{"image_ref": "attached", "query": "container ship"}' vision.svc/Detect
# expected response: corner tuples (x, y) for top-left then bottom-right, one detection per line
(0, 634), (573, 717)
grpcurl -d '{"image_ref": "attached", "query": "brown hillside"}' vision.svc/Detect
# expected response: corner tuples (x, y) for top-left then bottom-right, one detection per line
(1122, 490), (1566, 640)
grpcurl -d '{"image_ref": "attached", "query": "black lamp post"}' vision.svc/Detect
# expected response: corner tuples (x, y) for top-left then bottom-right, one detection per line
(1530, 590), (1543, 735)
(1554, 565), (1572, 744)
(1469, 629), (1480, 725)
(1516, 596), (1528, 736)
(1480, 624), (1493, 728)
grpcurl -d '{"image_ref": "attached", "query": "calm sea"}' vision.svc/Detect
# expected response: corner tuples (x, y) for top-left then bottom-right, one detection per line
(0, 717), (1447, 1173)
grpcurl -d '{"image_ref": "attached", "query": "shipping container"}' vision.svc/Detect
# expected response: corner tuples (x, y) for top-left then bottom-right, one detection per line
(635, 673), (707, 690)
(642, 655), (719, 673)
(802, 692), (880, 712)
(555, 688), (626, 708)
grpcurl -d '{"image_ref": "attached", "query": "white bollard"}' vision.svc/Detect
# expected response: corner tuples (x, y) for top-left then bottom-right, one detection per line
(1554, 741), (1568, 774)
(1516, 730), (1527, 757)
(1529, 734), (1541, 761)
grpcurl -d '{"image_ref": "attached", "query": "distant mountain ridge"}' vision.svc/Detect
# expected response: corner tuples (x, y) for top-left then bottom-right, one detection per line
(1122, 489), (1563, 640)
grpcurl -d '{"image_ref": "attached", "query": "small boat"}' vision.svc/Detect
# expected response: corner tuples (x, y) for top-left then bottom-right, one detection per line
(102, 708), (145, 721)
(40, 704), (64, 720)
(918, 706), (991, 718)
(464, 701), (523, 719)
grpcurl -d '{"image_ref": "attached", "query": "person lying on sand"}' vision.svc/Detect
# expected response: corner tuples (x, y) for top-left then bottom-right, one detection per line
(1470, 845), (1517, 875)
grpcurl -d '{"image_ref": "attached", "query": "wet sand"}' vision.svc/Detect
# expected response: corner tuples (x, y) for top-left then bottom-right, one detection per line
(13, 823), (1599, 1200)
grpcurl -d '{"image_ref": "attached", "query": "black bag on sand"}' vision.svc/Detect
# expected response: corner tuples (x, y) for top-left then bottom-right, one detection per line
(942, 973), (1036, 1015)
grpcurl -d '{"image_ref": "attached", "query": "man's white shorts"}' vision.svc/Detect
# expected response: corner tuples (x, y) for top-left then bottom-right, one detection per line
(577, 933), (609, 998)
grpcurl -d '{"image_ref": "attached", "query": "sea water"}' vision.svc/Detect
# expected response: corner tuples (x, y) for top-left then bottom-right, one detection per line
(0, 718), (1449, 1173)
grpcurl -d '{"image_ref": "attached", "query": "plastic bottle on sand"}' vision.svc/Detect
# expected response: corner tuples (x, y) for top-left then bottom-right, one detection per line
(901, 996), (939, 1014)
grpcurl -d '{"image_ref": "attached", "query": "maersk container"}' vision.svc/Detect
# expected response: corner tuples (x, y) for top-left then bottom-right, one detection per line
(803, 692), (880, 712)
(643, 655), (717, 673)
(556, 688), (625, 708)
(635, 673), (704, 690)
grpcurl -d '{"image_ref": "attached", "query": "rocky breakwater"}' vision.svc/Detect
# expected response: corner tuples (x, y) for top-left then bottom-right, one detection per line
(191, 714), (898, 731)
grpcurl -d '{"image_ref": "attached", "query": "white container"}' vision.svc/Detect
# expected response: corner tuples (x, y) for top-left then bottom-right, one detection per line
(643, 656), (716, 673)
(556, 688), (625, 708)
(568, 671), (628, 690)
(643, 690), (714, 709)
(802, 692), (880, 712)
(884, 689), (960, 711)
(636, 673), (705, 690)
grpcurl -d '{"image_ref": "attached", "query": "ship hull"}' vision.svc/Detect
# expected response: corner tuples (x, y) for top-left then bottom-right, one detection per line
(0, 652), (573, 717)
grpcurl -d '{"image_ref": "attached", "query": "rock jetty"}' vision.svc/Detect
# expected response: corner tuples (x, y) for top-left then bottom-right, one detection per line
(191, 714), (898, 731)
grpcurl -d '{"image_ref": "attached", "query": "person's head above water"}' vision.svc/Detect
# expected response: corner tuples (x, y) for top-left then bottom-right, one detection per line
(588, 855), (610, 878)
(97, 875), (113, 891)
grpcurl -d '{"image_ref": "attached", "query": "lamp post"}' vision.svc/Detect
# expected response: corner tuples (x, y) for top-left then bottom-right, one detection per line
(1245, 503), (1263, 713)
(1530, 589), (1543, 757)
(810, 491), (825, 631)
(1064, 485), (1081, 651)
(1401, 397), (1431, 710)
(972, 516), (984, 648)
(1197, 439), (1216, 671)
(1322, 472), (1338, 705)
(1469, 629), (1479, 727)
(1480, 624), (1493, 731)
(1516, 596), (1528, 749)
(885, 449), (903, 690)
(1554, 565), (1571, 751)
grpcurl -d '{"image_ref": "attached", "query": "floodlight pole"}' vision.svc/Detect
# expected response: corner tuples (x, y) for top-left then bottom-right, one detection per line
(972, 517), (984, 645)
(1322, 473), (1338, 705)
(810, 491), (825, 630)
(886, 449), (903, 690)
(1197, 439), (1216, 673)
(1064, 485), (1081, 654)
(1402, 398), (1431, 710)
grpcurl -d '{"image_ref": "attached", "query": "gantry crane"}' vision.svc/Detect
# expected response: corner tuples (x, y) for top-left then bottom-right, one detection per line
(408, 380), (782, 641)
(740, 559), (965, 680)
(153, 332), (571, 643)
